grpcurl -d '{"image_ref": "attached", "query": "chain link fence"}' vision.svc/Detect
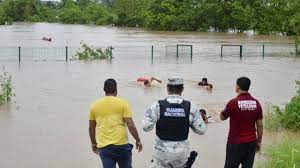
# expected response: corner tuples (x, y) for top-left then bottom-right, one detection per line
(0, 43), (298, 62)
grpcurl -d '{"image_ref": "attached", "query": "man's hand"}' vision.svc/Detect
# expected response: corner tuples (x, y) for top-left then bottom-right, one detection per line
(256, 119), (263, 152)
(256, 142), (262, 152)
(89, 120), (98, 154)
(136, 140), (143, 152)
(220, 111), (227, 121)
(92, 144), (98, 154)
(124, 117), (143, 153)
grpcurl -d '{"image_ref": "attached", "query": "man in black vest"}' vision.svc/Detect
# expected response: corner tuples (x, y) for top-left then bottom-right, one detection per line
(143, 77), (207, 168)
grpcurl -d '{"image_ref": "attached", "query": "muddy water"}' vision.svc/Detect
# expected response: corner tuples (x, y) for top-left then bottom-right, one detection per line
(0, 23), (300, 168)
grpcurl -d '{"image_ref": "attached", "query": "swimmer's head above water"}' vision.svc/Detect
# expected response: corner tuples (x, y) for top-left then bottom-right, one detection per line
(144, 80), (151, 87)
(202, 78), (208, 84)
(198, 78), (208, 86)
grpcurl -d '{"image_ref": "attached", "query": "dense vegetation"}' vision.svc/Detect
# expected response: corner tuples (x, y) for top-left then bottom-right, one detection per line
(265, 81), (300, 131)
(0, 0), (299, 35)
(0, 70), (14, 105)
(74, 42), (113, 60)
(261, 81), (300, 168)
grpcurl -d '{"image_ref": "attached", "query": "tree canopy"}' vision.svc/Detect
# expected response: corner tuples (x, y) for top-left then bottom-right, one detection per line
(0, 0), (299, 35)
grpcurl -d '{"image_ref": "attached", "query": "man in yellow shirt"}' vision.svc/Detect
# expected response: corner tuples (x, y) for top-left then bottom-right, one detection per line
(89, 78), (143, 168)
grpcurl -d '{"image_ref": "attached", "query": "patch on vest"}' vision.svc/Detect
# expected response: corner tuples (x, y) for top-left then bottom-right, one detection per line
(164, 107), (186, 117)
(238, 100), (257, 111)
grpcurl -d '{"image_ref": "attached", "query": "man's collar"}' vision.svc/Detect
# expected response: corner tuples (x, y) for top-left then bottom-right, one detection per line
(237, 92), (250, 97)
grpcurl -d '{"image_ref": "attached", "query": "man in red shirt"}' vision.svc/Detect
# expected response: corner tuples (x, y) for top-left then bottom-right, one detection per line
(220, 77), (263, 168)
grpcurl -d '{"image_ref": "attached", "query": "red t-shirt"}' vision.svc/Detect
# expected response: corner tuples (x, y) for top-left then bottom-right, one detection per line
(222, 93), (263, 144)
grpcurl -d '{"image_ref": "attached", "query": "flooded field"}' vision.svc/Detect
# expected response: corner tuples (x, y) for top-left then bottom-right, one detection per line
(0, 23), (300, 168)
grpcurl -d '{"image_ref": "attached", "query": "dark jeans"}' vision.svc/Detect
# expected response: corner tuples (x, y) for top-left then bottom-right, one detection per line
(98, 143), (133, 168)
(224, 141), (257, 168)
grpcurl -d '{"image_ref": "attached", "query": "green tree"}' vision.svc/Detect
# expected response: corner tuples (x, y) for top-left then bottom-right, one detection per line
(76, 0), (91, 8)
(0, 5), (8, 24)
(59, 0), (86, 24)
(85, 3), (113, 25)
(146, 0), (191, 30)
(231, 1), (253, 32)
(113, 0), (148, 27)
(13, 0), (38, 21)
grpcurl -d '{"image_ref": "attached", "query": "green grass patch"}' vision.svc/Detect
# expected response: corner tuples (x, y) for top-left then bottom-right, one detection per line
(258, 137), (300, 168)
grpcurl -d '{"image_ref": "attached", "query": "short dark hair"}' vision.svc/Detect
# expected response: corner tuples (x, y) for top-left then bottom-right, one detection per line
(104, 78), (117, 94)
(199, 109), (206, 115)
(167, 84), (184, 94)
(237, 77), (251, 91)
(202, 78), (208, 82)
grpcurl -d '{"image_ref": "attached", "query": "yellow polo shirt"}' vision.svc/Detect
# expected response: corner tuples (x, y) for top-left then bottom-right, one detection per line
(89, 96), (132, 148)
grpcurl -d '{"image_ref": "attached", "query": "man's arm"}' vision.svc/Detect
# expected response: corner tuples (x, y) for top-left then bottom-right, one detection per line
(220, 101), (232, 121)
(256, 119), (263, 151)
(150, 77), (162, 83)
(142, 102), (159, 132)
(89, 120), (97, 154)
(220, 111), (228, 121)
(190, 108), (207, 135)
(123, 117), (143, 152)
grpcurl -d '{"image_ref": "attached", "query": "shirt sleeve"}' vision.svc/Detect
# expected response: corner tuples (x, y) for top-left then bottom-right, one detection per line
(123, 101), (133, 118)
(89, 105), (96, 120)
(190, 106), (207, 135)
(142, 102), (160, 132)
(222, 100), (233, 119)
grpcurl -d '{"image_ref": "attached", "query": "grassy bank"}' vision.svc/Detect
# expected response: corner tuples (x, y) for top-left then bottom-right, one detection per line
(258, 133), (300, 168)
(258, 81), (300, 167)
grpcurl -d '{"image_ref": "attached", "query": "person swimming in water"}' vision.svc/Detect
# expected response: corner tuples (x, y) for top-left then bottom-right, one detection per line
(198, 78), (213, 90)
(137, 77), (162, 87)
(42, 37), (52, 42)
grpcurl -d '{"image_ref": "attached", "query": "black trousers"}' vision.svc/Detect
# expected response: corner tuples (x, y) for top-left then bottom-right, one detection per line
(224, 141), (257, 168)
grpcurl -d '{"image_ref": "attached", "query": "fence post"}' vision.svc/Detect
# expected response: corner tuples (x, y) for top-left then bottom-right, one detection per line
(18, 46), (21, 62)
(176, 45), (179, 58)
(240, 45), (243, 58)
(221, 45), (223, 57)
(65, 46), (68, 62)
(190, 45), (193, 60)
(263, 44), (265, 58)
(151, 45), (154, 63)
(296, 43), (298, 55)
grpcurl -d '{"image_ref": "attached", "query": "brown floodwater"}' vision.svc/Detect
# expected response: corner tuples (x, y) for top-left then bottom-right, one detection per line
(0, 23), (300, 168)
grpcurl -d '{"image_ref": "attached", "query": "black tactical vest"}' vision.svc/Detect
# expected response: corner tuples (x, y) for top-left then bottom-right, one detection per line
(156, 99), (191, 141)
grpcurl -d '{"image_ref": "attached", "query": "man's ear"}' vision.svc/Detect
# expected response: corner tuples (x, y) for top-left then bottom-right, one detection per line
(235, 85), (240, 93)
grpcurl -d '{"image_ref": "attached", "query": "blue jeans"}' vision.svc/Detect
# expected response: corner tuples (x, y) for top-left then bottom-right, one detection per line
(98, 143), (133, 168)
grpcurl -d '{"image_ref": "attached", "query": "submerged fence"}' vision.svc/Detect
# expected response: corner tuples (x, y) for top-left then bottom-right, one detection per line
(0, 43), (298, 62)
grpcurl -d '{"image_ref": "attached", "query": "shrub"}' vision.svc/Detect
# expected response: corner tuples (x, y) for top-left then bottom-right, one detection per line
(264, 105), (283, 131)
(74, 42), (113, 60)
(264, 81), (300, 131)
(0, 69), (14, 105)
(279, 81), (300, 131)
